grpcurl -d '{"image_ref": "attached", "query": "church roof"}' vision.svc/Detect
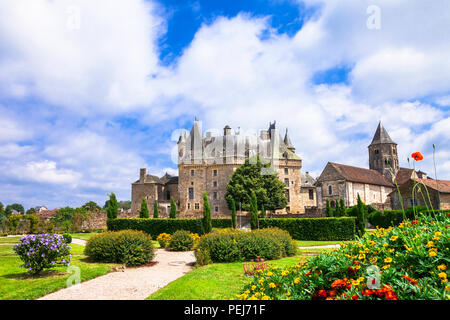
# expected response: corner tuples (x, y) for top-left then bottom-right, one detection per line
(370, 122), (396, 146)
(327, 162), (394, 187)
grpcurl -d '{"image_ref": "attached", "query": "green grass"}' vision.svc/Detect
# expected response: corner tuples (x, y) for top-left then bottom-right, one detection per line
(0, 236), (21, 244)
(70, 233), (99, 241)
(0, 243), (120, 300)
(147, 255), (307, 300)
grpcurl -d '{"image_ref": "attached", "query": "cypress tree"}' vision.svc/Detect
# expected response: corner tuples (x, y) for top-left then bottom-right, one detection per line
(139, 198), (149, 218)
(231, 198), (237, 229)
(356, 194), (366, 236)
(339, 198), (346, 216)
(325, 199), (332, 217)
(169, 197), (177, 219)
(260, 204), (266, 219)
(250, 190), (259, 230)
(153, 200), (159, 218)
(106, 192), (118, 219)
(203, 192), (212, 234)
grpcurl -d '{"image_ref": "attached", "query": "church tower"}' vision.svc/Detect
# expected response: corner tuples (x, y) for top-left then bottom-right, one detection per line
(368, 121), (399, 182)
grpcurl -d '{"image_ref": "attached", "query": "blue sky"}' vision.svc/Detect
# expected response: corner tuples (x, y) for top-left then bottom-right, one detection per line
(0, 0), (449, 209)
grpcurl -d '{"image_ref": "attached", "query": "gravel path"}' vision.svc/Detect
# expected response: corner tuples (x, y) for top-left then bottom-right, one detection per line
(39, 248), (196, 300)
(298, 244), (341, 249)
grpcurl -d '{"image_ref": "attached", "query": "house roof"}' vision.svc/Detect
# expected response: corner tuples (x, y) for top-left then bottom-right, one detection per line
(328, 162), (394, 187)
(369, 121), (396, 146)
(301, 172), (316, 187)
(416, 178), (450, 193)
(395, 168), (414, 185)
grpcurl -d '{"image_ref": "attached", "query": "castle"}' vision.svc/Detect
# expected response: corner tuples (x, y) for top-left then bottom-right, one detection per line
(132, 120), (450, 216)
(131, 119), (313, 217)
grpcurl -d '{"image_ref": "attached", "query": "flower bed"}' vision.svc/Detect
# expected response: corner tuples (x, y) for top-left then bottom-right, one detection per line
(236, 212), (449, 300)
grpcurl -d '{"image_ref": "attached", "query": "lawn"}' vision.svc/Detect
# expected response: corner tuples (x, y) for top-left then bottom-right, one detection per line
(147, 255), (309, 300)
(0, 242), (120, 300)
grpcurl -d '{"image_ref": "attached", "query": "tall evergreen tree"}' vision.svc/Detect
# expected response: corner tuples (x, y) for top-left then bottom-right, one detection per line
(106, 193), (118, 219)
(356, 194), (366, 236)
(231, 198), (237, 229)
(325, 199), (332, 217)
(339, 198), (346, 216)
(153, 200), (159, 218)
(139, 198), (149, 218)
(260, 204), (266, 219)
(202, 192), (212, 234)
(169, 197), (177, 219)
(250, 190), (259, 230)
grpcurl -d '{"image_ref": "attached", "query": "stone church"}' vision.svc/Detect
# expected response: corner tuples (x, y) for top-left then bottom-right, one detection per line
(131, 119), (315, 217)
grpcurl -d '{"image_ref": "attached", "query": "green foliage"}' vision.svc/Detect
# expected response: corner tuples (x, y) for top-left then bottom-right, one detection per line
(82, 201), (101, 212)
(325, 199), (332, 217)
(194, 247), (211, 266)
(62, 233), (72, 244)
(153, 200), (159, 218)
(84, 230), (155, 266)
(202, 192), (212, 234)
(25, 207), (36, 215)
(250, 190), (259, 230)
(51, 207), (89, 233)
(259, 217), (356, 241)
(195, 227), (296, 263)
(7, 203), (24, 214)
(260, 204), (266, 219)
(106, 193), (118, 220)
(139, 198), (149, 218)
(225, 157), (287, 211)
(355, 194), (366, 236)
(169, 197), (177, 219)
(231, 199), (237, 229)
(212, 219), (232, 229)
(4, 214), (41, 234)
(107, 218), (204, 238)
(168, 230), (194, 251)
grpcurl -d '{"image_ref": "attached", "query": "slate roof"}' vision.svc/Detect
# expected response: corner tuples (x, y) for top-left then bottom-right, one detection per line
(369, 122), (396, 146)
(301, 172), (316, 187)
(328, 162), (394, 187)
(395, 168), (414, 185)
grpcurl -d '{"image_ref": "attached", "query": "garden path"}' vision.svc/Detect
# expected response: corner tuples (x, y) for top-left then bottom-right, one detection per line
(298, 244), (340, 249)
(39, 246), (196, 300)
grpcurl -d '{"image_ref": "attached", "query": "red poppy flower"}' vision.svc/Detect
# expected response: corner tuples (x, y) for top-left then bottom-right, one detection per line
(411, 152), (423, 161)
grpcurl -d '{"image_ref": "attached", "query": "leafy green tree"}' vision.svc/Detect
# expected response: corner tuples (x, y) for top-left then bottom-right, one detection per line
(169, 197), (177, 219)
(139, 198), (149, 218)
(82, 201), (101, 212)
(118, 200), (132, 210)
(106, 193), (118, 219)
(250, 190), (259, 230)
(356, 194), (367, 236)
(325, 199), (332, 217)
(153, 200), (159, 218)
(225, 157), (287, 212)
(260, 204), (266, 219)
(8, 203), (24, 214)
(202, 192), (212, 234)
(25, 207), (36, 215)
(231, 198), (237, 229)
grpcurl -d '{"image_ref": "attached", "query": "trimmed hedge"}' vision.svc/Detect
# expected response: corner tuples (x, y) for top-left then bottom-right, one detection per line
(107, 218), (233, 237)
(258, 217), (356, 241)
(368, 207), (450, 228)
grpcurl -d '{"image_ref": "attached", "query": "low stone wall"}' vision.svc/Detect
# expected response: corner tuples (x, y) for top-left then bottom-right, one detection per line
(81, 211), (138, 230)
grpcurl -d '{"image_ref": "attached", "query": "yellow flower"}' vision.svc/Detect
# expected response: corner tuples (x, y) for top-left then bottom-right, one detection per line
(390, 235), (398, 241)
(269, 282), (276, 288)
(247, 295), (258, 300)
(384, 257), (393, 263)
(266, 272), (273, 276)
(258, 278), (264, 284)
(429, 250), (438, 257)
(370, 257), (378, 263)
(294, 278), (300, 284)
(388, 248), (395, 253)
(244, 290), (250, 295)
(251, 285), (257, 291)
(434, 231), (442, 237)
(426, 241), (434, 248)
(445, 286), (450, 292)
(382, 265), (390, 270)
(358, 253), (366, 260)
(368, 240), (376, 246)
(438, 265), (447, 271)
(438, 272), (447, 279)
(281, 270), (289, 277)
(261, 295), (270, 300)
(433, 236), (441, 241)
(383, 243), (389, 247)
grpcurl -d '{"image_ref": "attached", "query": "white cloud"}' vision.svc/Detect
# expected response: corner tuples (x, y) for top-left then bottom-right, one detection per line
(10, 160), (81, 185)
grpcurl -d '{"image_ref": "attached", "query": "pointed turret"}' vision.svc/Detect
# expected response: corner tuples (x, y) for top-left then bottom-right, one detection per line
(369, 121), (396, 146)
(284, 128), (295, 152)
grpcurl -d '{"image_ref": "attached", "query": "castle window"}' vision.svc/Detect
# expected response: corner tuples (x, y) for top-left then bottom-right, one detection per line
(166, 191), (170, 200)
(215, 206), (219, 212)
(309, 189), (314, 200)
(195, 203), (200, 210)
(188, 188), (194, 200)
(213, 181), (217, 187)
(285, 190), (290, 203)
(284, 178), (289, 187)
(330, 200), (335, 208)
(213, 192), (217, 200)
(328, 185), (332, 195)
(191, 169), (194, 176)
(187, 203), (191, 210)
(284, 168), (288, 175)
(213, 169), (218, 176)
(375, 149), (379, 155)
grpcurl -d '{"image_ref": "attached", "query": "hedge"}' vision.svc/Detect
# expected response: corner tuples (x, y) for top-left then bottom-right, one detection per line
(258, 217), (356, 241)
(107, 218), (233, 237)
(368, 208), (450, 228)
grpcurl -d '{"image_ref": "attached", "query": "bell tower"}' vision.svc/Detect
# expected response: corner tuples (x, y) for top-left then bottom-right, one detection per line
(368, 121), (399, 182)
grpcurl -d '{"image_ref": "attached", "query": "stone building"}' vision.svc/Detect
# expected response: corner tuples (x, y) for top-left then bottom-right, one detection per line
(301, 172), (317, 209)
(132, 119), (309, 217)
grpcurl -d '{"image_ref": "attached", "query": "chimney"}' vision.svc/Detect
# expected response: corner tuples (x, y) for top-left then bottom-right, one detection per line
(140, 168), (146, 183)
(260, 130), (269, 140)
(224, 125), (232, 136)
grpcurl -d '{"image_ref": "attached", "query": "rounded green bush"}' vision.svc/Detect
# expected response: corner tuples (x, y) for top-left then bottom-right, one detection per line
(168, 230), (194, 251)
(84, 230), (155, 266)
(62, 233), (72, 244)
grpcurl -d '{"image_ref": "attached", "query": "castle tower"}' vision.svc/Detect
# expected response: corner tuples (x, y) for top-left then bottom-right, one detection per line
(284, 128), (295, 153)
(368, 121), (399, 182)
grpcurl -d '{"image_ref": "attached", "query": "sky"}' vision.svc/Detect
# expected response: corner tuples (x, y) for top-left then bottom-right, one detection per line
(0, 0), (449, 209)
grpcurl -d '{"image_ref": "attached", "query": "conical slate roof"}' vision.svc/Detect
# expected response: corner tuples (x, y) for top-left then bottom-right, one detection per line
(369, 121), (396, 146)
(283, 128), (294, 148)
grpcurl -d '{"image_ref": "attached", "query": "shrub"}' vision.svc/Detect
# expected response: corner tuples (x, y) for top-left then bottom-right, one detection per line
(196, 227), (296, 264)
(156, 233), (172, 248)
(84, 230), (155, 266)
(237, 212), (450, 300)
(168, 230), (194, 251)
(259, 217), (356, 241)
(13, 234), (71, 275)
(62, 233), (72, 244)
(202, 192), (212, 234)
(194, 247), (211, 266)
(107, 218), (203, 238)
(211, 219), (232, 229)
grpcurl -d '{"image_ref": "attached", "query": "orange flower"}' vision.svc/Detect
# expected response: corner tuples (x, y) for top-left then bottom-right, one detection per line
(411, 152), (423, 161)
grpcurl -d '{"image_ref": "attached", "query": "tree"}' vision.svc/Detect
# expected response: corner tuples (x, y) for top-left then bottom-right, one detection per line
(202, 192), (212, 234)
(339, 198), (346, 216)
(225, 157), (287, 212)
(153, 200), (159, 218)
(169, 197), (177, 219)
(325, 199), (332, 217)
(0, 202), (4, 215)
(8, 203), (24, 214)
(25, 207), (36, 215)
(82, 201), (101, 212)
(231, 198), (237, 229)
(106, 193), (118, 219)
(249, 190), (259, 230)
(260, 204), (266, 219)
(139, 198), (149, 218)
(355, 194), (367, 236)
